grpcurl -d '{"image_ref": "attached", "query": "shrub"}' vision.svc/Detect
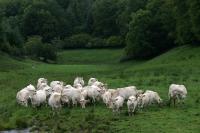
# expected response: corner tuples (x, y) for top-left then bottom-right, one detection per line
(24, 36), (57, 62)
(9, 46), (24, 57)
(41, 43), (57, 61)
(0, 42), (12, 53)
(125, 3), (175, 59)
(0, 42), (24, 57)
(106, 36), (124, 47)
(51, 38), (65, 49)
(63, 34), (92, 49)
(86, 38), (106, 48)
(63, 34), (124, 49)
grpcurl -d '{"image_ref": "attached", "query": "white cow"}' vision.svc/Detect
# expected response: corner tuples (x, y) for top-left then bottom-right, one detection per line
(36, 82), (52, 98)
(50, 81), (64, 89)
(16, 84), (36, 107)
(107, 89), (116, 94)
(61, 85), (88, 108)
(31, 89), (47, 107)
(42, 85), (52, 97)
(93, 81), (106, 90)
(112, 96), (125, 114)
(112, 86), (138, 100)
(101, 91), (112, 107)
(127, 96), (138, 116)
(37, 78), (47, 89)
(169, 84), (187, 106)
(138, 90), (162, 108)
(88, 78), (98, 86)
(74, 77), (84, 87)
(83, 85), (101, 103)
(74, 83), (83, 91)
(81, 89), (88, 99)
(96, 87), (116, 108)
(48, 92), (62, 110)
(37, 82), (48, 90)
(52, 84), (63, 93)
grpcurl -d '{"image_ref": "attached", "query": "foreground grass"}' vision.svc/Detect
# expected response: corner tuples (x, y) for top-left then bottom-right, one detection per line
(0, 46), (200, 132)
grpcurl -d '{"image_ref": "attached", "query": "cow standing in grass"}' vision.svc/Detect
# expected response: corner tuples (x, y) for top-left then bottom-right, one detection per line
(74, 77), (84, 87)
(137, 90), (162, 108)
(16, 84), (36, 107)
(168, 84), (187, 107)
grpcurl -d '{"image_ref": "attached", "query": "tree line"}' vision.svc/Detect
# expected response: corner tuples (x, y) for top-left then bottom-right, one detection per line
(0, 0), (199, 61)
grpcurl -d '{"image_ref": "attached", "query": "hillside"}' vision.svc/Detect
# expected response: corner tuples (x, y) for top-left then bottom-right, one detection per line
(57, 49), (123, 64)
(0, 46), (199, 132)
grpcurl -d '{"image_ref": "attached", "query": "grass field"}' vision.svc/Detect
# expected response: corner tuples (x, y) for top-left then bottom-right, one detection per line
(0, 46), (200, 132)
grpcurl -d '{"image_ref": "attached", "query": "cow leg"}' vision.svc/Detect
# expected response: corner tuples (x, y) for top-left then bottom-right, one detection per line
(173, 98), (176, 107)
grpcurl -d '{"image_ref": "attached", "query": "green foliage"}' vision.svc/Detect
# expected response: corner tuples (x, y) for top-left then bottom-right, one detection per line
(86, 37), (106, 48)
(0, 0), (200, 60)
(188, 0), (200, 43)
(1, 18), (24, 46)
(15, 117), (28, 129)
(63, 33), (92, 48)
(125, 0), (175, 59)
(116, 0), (148, 37)
(64, 35), (124, 49)
(24, 36), (57, 61)
(0, 19), (24, 57)
(172, 0), (200, 45)
(23, 9), (57, 42)
(92, 0), (120, 37)
(126, 9), (152, 59)
(173, 0), (193, 45)
(0, 42), (12, 53)
(67, 0), (93, 34)
(51, 38), (65, 49)
(127, 0), (148, 12)
(106, 36), (124, 47)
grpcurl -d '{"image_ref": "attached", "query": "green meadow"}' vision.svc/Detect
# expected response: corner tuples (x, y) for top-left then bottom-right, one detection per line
(0, 45), (199, 132)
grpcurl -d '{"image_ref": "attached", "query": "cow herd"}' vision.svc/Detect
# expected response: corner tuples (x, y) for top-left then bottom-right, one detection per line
(16, 77), (187, 115)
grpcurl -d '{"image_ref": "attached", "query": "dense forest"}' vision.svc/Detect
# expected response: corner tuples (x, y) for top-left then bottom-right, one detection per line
(0, 0), (199, 61)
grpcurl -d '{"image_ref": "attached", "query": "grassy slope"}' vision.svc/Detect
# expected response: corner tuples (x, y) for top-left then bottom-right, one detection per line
(57, 49), (123, 64)
(0, 46), (199, 132)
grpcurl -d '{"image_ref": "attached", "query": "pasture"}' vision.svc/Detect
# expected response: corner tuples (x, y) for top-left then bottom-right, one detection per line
(0, 46), (199, 132)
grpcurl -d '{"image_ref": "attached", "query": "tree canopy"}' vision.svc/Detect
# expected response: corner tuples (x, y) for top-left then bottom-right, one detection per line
(0, 0), (199, 61)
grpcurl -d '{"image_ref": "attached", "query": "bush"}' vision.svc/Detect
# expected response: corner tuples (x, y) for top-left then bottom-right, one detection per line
(63, 34), (92, 49)
(9, 46), (24, 57)
(0, 42), (12, 53)
(24, 36), (57, 62)
(63, 34), (124, 49)
(125, 0), (175, 60)
(106, 36), (124, 47)
(86, 38), (106, 48)
(0, 42), (24, 57)
(51, 38), (65, 49)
